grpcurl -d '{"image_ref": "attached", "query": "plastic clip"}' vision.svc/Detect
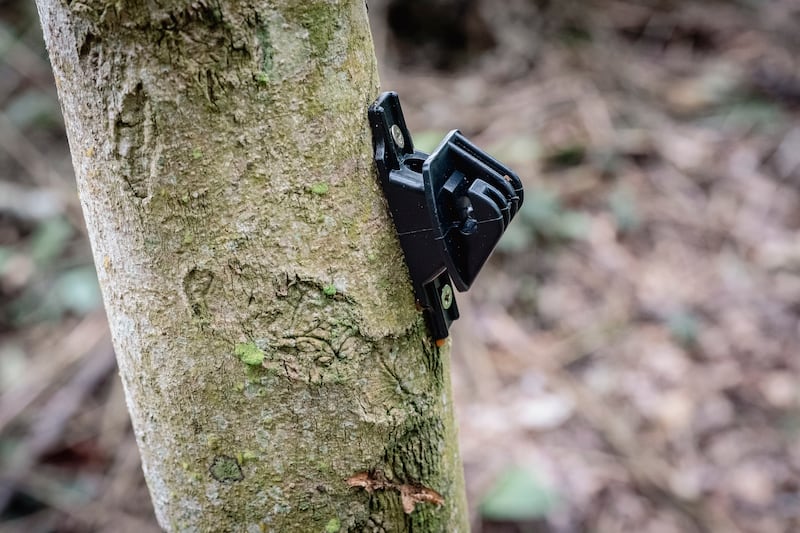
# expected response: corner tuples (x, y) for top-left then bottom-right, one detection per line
(368, 91), (524, 343)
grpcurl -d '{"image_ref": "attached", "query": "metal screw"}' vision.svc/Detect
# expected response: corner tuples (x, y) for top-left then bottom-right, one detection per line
(390, 124), (405, 149)
(440, 284), (453, 310)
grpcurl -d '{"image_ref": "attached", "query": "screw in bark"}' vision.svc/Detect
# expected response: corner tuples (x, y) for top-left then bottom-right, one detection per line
(390, 124), (405, 149)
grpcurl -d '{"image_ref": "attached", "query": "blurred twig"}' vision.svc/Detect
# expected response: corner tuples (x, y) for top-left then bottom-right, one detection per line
(0, 181), (66, 221)
(8, 468), (159, 533)
(0, 336), (115, 513)
(0, 22), (53, 87)
(0, 313), (109, 433)
(0, 109), (62, 186)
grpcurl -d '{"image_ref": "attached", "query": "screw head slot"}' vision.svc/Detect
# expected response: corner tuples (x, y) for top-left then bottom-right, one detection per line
(440, 284), (453, 310)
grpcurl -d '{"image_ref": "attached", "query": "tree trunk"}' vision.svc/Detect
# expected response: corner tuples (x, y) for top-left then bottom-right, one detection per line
(35, 1), (468, 531)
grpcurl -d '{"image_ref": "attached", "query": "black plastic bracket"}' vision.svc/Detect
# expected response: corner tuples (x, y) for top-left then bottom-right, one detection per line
(368, 91), (524, 343)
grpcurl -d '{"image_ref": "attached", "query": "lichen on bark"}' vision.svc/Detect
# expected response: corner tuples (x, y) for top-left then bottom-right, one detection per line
(36, 0), (468, 531)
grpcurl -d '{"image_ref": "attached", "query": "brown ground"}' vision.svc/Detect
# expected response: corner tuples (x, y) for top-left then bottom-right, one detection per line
(2, 1), (800, 531)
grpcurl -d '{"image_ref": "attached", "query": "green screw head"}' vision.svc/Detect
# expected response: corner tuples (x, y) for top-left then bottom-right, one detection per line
(440, 284), (453, 310)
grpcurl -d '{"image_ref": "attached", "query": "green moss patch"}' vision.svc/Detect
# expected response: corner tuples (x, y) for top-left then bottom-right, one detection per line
(235, 342), (265, 366)
(285, 3), (340, 59)
(209, 455), (243, 483)
(310, 182), (329, 195)
(256, 25), (273, 72)
(325, 517), (341, 532)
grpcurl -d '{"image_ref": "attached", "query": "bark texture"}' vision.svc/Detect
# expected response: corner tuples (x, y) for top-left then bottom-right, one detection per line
(35, 0), (468, 530)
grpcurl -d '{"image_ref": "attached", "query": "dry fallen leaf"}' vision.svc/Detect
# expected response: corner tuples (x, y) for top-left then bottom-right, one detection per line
(346, 472), (375, 491)
(399, 484), (445, 514)
(347, 472), (444, 514)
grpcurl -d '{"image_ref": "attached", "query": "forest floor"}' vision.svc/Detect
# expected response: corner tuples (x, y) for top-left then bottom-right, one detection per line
(2, 0), (800, 531)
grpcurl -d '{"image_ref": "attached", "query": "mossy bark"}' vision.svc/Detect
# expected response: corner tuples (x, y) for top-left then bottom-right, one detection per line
(35, 0), (468, 531)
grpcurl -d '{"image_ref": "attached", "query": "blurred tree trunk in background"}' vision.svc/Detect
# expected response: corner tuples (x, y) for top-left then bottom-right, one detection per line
(34, 0), (467, 530)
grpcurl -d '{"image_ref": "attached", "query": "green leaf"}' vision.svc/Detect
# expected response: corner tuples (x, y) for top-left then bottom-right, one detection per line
(412, 130), (447, 154)
(479, 468), (557, 521)
(708, 97), (784, 133)
(5, 90), (63, 129)
(518, 189), (589, 241)
(0, 246), (14, 272)
(30, 216), (73, 264)
(519, 189), (561, 229)
(496, 222), (532, 253)
(554, 211), (590, 240)
(608, 187), (640, 232)
(53, 266), (103, 315)
(544, 144), (586, 169)
(0, 343), (27, 393)
(666, 310), (699, 345)
(488, 135), (541, 165)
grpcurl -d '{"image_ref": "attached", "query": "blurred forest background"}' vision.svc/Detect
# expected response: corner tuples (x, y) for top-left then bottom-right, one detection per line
(2, 0), (800, 531)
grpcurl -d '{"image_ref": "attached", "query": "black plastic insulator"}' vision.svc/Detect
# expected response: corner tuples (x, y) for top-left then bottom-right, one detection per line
(368, 91), (524, 343)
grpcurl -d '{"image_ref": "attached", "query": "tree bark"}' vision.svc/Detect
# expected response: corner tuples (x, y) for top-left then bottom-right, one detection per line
(35, 1), (468, 531)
